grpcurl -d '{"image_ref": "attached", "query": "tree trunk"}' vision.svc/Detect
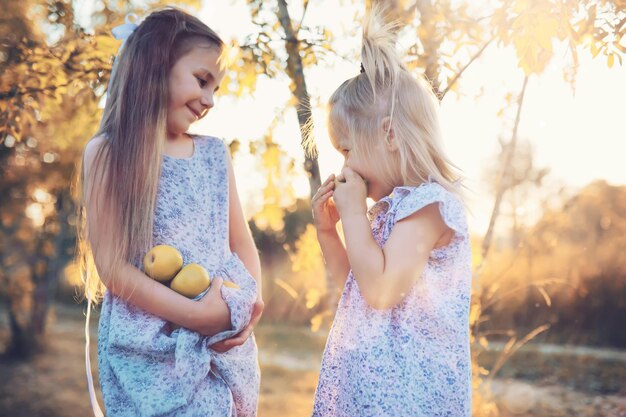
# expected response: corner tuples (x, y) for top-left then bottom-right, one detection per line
(481, 76), (529, 263)
(276, 0), (322, 199)
(276, 0), (337, 307)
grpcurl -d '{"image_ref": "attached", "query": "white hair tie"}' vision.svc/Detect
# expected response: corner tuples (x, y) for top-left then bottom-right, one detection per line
(110, 13), (139, 82)
(112, 13), (139, 42)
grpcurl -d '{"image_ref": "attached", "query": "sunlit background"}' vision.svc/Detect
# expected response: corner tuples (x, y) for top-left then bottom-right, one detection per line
(1, 0), (625, 416)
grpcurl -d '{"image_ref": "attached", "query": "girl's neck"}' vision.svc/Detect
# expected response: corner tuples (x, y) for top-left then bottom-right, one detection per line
(165, 133), (195, 159)
(167, 131), (192, 142)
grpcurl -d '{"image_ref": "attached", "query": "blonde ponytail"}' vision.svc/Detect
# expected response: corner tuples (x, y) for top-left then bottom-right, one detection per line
(328, 5), (462, 197)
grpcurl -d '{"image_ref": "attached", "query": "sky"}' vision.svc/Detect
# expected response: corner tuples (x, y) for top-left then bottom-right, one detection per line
(191, 0), (625, 234)
(75, 0), (626, 234)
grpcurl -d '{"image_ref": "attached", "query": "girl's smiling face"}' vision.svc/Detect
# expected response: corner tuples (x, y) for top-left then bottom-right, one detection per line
(166, 45), (224, 140)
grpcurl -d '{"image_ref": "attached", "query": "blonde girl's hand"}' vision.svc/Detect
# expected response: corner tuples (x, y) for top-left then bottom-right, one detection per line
(333, 167), (367, 218)
(312, 174), (340, 233)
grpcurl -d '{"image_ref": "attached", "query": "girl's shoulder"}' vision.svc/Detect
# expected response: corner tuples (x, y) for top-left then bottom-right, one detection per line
(384, 181), (468, 237)
(84, 134), (107, 155)
(192, 134), (229, 156)
(82, 134), (108, 176)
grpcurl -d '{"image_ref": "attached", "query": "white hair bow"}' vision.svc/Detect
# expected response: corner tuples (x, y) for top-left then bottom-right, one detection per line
(109, 14), (139, 82)
(112, 13), (139, 43)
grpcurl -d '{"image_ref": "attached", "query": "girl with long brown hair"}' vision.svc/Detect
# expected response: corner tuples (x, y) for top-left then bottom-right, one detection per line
(77, 8), (262, 416)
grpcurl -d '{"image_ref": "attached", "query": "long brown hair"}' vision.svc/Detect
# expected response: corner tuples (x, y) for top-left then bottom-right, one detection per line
(76, 8), (224, 302)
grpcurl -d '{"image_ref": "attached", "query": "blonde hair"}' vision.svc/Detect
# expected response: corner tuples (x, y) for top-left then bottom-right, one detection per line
(76, 8), (224, 303)
(328, 6), (461, 195)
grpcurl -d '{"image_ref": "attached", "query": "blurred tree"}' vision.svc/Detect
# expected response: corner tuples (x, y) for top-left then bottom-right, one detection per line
(483, 137), (550, 246)
(478, 181), (626, 347)
(0, 0), (110, 357)
(374, 0), (626, 99)
(0, 0), (200, 357)
(220, 0), (332, 200)
(222, 0), (337, 299)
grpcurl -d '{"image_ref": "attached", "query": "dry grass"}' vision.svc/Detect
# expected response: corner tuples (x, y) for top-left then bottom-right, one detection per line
(1, 303), (625, 417)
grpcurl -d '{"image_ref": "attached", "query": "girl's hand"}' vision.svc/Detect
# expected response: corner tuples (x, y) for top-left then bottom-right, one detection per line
(333, 167), (367, 218)
(193, 277), (231, 336)
(210, 297), (265, 353)
(312, 174), (340, 233)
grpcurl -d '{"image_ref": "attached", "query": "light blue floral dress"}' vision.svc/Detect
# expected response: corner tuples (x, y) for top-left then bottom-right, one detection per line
(98, 136), (259, 417)
(313, 181), (472, 417)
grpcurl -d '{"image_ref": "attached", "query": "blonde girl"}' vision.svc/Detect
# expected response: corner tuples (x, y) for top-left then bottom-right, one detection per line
(312, 8), (472, 416)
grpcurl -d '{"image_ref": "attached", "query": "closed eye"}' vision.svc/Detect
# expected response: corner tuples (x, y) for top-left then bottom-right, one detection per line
(196, 76), (207, 88)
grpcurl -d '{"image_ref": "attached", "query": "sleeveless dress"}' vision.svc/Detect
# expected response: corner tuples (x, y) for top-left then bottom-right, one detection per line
(97, 136), (260, 417)
(313, 181), (473, 417)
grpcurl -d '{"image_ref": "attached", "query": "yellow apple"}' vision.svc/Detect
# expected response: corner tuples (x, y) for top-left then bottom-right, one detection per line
(170, 263), (211, 298)
(334, 176), (346, 188)
(143, 245), (183, 282)
(223, 280), (241, 289)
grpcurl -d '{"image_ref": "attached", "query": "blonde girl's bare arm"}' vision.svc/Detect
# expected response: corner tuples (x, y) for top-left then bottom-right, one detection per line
(312, 176), (351, 288)
(83, 136), (231, 336)
(316, 228), (351, 288)
(226, 153), (262, 296)
(340, 203), (451, 310)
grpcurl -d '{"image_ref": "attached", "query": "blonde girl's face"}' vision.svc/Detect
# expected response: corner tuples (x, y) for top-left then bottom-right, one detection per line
(331, 130), (396, 201)
(166, 45), (224, 140)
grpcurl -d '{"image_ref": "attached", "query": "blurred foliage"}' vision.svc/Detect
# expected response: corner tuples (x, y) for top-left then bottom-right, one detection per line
(477, 180), (626, 347)
(0, 0), (202, 357)
(390, 0), (626, 98)
(0, 8), (623, 417)
(219, 0), (330, 202)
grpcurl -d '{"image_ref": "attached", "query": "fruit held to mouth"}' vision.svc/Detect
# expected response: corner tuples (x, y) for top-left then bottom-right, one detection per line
(334, 175), (346, 188)
(143, 245), (184, 282)
(170, 263), (211, 298)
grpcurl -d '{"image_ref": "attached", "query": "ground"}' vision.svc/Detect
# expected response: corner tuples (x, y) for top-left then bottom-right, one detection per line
(0, 303), (624, 417)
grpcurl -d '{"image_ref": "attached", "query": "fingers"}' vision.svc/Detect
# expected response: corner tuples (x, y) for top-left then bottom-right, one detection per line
(249, 304), (263, 327)
(210, 342), (229, 353)
(312, 185), (334, 209)
(341, 167), (358, 181)
(322, 174), (335, 185)
(209, 301), (261, 352)
(210, 276), (223, 292)
(216, 329), (249, 350)
(316, 189), (334, 205)
(230, 327), (252, 346)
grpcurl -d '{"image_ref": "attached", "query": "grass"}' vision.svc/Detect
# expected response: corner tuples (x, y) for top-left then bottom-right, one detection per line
(1, 303), (625, 417)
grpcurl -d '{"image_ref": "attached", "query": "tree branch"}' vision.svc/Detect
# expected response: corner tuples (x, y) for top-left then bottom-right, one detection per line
(296, 0), (311, 36)
(440, 36), (494, 100)
(0, 69), (105, 100)
(479, 75), (529, 266)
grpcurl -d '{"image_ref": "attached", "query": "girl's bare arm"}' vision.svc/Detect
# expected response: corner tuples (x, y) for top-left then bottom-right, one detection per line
(83, 137), (230, 336)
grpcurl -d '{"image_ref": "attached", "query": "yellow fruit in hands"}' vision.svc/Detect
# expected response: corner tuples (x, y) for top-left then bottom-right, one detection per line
(334, 176), (346, 188)
(170, 263), (211, 298)
(143, 245), (183, 282)
(223, 280), (240, 289)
